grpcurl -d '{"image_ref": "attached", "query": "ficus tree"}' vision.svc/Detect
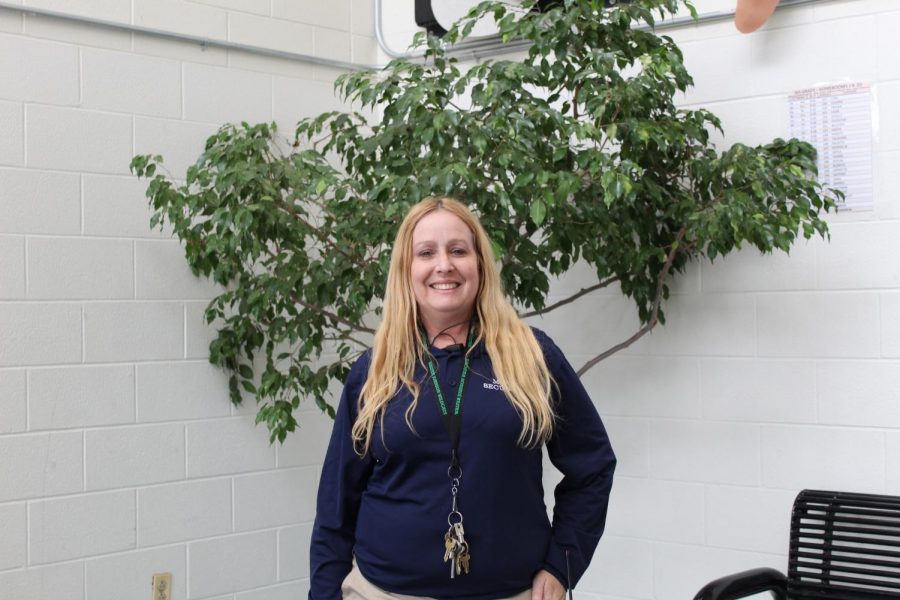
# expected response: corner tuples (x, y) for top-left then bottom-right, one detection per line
(131, 0), (837, 443)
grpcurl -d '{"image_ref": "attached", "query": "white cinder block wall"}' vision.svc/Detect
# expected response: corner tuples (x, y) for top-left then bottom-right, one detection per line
(523, 1), (900, 599)
(1, 1), (899, 599)
(0, 1), (381, 599)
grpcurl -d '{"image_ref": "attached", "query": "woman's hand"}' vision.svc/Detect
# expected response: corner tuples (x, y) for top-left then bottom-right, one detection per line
(531, 569), (566, 600)
(735, 0), (780, 32)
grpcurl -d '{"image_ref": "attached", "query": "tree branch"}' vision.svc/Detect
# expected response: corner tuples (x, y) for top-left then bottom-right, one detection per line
(518, 277), (618, 318)
(576, 226), (690, 377)
(289, 290), (376, 335)
(274, 200), (375, 271)
(572, 81), (583, 120)
(323, 331), (371, 349)
(501, 215), (525, 267)
(597, 105), (620, 154)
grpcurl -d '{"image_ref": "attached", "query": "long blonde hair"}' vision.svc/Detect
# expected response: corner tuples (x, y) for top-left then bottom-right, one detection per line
(351, 197), (555, 455)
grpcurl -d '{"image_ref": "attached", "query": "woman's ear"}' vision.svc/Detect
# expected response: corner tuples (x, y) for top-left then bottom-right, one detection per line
(735, 0), (780, 33)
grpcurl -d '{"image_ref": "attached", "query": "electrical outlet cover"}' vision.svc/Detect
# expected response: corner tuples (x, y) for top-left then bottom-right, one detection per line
(151, 573), (172, 600)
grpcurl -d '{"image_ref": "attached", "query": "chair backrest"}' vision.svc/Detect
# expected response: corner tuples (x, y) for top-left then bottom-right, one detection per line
(790, 489), (900, 599)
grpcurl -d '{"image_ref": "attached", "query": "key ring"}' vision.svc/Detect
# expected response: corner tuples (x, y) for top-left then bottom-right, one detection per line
(447, 463), (462, 479)
(447, 510), (464, 526)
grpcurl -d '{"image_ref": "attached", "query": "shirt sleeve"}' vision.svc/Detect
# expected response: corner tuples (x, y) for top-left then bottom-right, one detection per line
(535, 329), (617, 590)
(309, 352), (375, 600)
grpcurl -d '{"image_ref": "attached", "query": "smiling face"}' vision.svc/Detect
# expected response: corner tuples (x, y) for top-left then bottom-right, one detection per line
(410, 209), (480, 329)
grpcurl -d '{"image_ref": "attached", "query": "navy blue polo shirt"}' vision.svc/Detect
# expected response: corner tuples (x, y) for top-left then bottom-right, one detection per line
(309, 328), (616, 600)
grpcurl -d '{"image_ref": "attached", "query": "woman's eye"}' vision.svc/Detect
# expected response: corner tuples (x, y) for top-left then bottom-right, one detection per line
(451, 248), (467, 256)
(417, 250), (433, 257)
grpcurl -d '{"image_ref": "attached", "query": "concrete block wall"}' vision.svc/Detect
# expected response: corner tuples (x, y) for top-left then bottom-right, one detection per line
(1, 0), (898, 599)
(0, 1), (379, 598)
(523, 1), (900, 598)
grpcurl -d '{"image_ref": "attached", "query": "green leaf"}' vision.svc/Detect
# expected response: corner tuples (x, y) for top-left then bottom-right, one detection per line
(530, 199), (547, 226)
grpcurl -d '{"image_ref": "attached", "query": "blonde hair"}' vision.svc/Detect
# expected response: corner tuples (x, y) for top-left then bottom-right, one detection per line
(351, 197), (555, 455)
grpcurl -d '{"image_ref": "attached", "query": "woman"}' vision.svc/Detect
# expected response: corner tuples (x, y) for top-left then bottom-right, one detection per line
(310, 197), (615, 600)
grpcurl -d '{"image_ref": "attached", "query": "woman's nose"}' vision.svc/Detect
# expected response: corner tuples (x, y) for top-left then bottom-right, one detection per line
(435, 250), (454, 272)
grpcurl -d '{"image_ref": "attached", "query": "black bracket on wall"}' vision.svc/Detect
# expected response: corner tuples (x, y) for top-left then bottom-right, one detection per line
(414, 0), (448, 37)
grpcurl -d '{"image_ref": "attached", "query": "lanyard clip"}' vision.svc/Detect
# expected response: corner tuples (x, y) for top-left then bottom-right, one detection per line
(448, 449), (462, 480)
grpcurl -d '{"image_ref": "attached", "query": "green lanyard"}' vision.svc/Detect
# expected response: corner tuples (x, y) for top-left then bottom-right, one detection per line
(422, 320), (477, 579)
(422, 321), (476, 453)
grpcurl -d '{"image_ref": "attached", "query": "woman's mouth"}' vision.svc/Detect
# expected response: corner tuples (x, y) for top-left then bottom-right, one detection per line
(430, 282), (460, 290)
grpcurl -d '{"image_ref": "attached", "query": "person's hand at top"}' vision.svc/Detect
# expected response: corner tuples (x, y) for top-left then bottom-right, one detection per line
(735, 0), (780, 33)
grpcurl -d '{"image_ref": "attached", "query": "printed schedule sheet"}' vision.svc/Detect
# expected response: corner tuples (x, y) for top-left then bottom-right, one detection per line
(788, 82), (874, 211)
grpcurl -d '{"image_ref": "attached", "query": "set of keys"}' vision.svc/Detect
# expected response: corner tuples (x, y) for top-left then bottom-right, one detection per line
(443, 521), (470, 577)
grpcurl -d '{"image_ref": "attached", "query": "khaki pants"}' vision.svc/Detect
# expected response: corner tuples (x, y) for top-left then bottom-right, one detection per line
(341, 561), (532, 600)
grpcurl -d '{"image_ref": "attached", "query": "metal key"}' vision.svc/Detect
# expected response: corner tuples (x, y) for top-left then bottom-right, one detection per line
(457, 547), (470, 574)
(443, 531), (457, 562)
(444, 525), (462, 576)
(451, 522), (468, 576)
(452, 522), (465, 543)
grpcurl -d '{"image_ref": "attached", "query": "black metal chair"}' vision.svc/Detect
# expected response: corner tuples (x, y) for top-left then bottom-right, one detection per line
(694, 489), (900, 600)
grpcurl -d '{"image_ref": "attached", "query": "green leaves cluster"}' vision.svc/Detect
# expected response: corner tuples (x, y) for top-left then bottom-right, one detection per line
(131, 0), (837, 443)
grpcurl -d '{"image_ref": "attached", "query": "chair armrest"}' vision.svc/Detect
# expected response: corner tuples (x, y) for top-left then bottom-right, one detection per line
(693, 567), (788, 600)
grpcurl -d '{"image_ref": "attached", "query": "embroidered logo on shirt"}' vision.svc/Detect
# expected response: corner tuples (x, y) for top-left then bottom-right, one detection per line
(483, 378), (504, 391)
